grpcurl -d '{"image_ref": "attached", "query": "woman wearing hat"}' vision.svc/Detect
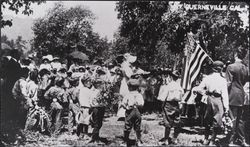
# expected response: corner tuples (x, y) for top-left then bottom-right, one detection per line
(120, 78), (144, 146)
(39, 56), (53, 71)
(51, 57), (62, 72)
(117, 53), (137, 119)
(194, 61), (229, 145)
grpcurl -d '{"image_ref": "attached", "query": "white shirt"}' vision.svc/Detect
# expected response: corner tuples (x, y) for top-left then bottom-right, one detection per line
(27, 80), (38, 101)
(78, 83), (92, 107)
(121, 61), (133, 78)
(122, 91), (144, 110)
(197, 72), (229, 110)
(157, 81), (184, 102)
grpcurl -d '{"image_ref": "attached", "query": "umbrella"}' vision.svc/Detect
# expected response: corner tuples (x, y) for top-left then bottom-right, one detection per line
(69, 51), (89, 61)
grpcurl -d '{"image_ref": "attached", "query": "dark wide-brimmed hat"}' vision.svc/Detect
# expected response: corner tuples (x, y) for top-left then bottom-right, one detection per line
(58, 66), (67, 73)
(92, 78), (103, 85)
(39, 68), (51, 77)
(212, 60), (224, 72)
(170, 70), (180, 78)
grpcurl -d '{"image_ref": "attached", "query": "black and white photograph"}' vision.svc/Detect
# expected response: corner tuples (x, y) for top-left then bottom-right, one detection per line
(1, 1), (249, 146)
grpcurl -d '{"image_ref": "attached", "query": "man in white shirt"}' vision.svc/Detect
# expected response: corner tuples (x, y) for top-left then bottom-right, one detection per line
(195, 61), (229, 145)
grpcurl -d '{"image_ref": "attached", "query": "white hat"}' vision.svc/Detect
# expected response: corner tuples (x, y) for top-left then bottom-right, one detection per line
(46, 55), (53, 61)
(42, 55), (53, 61)
(53, 57), (60, 61)
(124, 53), (137, 63)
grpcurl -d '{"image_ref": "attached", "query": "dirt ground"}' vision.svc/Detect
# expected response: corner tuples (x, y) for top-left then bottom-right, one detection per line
(9, 113), (229, 147)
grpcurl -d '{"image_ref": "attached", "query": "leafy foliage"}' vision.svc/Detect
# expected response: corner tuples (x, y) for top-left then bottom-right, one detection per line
(115, 1), (169, 70)
(1, 35), (28, 58)
(1, 35), (15, 48)
(32, 2), (110, 61)
(115, 1), (249, 70)
(1, 0), (44, 28)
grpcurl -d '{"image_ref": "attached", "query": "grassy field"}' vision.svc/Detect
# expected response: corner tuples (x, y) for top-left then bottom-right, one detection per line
(2, 113), (232, 146)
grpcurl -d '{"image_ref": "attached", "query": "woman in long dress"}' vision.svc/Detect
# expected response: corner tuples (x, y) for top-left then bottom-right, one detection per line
(116, 53), (137, 119)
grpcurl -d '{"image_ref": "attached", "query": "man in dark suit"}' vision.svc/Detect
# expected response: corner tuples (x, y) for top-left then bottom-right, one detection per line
(1, 49), (22, 122)
(226, 47), (249, 146)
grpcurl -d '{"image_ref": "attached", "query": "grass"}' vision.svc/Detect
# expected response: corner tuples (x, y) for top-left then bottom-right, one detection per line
(1, 113), (228, 146)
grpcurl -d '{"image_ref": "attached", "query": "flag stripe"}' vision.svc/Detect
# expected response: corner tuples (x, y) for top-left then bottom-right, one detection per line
(184, 45), (202, 90)
(181, 44), (208, 90)
(183, 90), (192, 102)
(190, 52), (207, 83)
(188, 47), (204, 87)
(183, 45), (200, 89)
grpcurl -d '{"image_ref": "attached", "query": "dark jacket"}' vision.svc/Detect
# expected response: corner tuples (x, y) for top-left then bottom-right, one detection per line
(226, 61), (248, 106)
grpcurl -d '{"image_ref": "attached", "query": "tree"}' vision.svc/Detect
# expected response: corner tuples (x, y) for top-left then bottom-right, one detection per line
(115, 1), (249, 70)
(32, 2), (110, 61)
(116, 1), (169, 70)
(1, 0), (44, 28)
(1, 35), (29, 59)
(15, 36), (28, 56)
(1, 35), (15, 48)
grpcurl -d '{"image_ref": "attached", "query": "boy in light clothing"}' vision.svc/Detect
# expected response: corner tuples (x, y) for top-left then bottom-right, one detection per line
(76, 76), (93, 139)
(157, 70), (184, 145)
(121, 78), (144, 146)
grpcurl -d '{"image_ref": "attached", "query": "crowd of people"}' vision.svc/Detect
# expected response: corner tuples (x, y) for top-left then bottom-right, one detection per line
(0, 48), (249, 146)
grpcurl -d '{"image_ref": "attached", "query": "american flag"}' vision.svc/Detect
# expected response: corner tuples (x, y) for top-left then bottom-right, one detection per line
(181, 35), (209, 91)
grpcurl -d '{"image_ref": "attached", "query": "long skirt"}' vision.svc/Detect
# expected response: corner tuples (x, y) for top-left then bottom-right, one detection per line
(117, 78), (129, 118)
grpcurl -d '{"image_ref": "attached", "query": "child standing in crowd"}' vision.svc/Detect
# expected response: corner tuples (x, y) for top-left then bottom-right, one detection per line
(157, 70), (184, 145)
(38, 68), (52, 109)
(89, 78), (106, 144)
(12, 68), (31, 128)
(67, 76), (80, 134)
(120, 78), (144, 146)
(44, 76), (68, 134)
(39, 56), (53, 71)
(76, 76), (93, 139)
(27, 69), (39, 104)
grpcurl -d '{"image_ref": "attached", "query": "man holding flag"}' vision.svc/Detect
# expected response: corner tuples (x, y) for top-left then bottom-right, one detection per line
(180, 30), (212, 118)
